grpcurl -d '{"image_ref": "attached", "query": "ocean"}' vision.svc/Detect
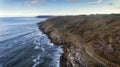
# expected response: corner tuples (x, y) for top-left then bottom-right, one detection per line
(0, 17), (63, 67)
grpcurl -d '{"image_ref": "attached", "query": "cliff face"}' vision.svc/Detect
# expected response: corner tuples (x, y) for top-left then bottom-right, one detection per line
(38, 14), (120, 67)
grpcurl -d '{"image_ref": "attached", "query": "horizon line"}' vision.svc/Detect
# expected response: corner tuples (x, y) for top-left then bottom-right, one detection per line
(0, 13), (120, 17)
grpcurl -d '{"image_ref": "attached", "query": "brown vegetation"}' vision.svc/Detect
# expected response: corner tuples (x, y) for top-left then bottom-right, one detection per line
(38, 14), (120, 67)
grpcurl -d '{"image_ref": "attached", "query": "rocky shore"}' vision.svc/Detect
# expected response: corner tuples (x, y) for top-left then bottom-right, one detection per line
(38, 14), (120, 67)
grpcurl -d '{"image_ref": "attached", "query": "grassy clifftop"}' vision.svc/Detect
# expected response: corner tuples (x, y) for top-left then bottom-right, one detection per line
(39, 14), (120, 67)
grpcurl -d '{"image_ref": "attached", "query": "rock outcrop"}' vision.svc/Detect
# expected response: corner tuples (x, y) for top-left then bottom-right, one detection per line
(38, 14), (120, 67)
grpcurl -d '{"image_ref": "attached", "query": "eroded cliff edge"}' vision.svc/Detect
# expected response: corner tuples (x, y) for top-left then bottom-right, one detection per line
(38, 14), (120, 67)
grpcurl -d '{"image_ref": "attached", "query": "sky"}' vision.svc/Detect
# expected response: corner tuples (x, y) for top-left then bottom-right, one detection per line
(0, 0), (120, 17)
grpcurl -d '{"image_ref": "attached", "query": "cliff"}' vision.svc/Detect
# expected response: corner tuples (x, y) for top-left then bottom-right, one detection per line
(38, 14), (120, 67)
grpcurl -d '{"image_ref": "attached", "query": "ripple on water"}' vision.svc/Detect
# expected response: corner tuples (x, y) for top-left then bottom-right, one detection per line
(0, 17), (63, 67)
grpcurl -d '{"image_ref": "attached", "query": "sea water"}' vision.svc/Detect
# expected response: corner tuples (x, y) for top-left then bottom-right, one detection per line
(0, 17), (63, 67)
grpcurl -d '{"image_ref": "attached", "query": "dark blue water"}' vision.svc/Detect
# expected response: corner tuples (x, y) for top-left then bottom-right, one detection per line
(0, 17), (63, 67)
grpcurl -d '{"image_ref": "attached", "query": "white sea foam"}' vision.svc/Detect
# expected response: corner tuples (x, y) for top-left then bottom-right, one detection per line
(0, 17), (63, 67)
(34, 46), (40, 49)
(33, 33), (63, 67)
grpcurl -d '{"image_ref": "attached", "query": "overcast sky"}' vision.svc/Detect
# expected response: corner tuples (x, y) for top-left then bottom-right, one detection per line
(0, 0), (120, 17)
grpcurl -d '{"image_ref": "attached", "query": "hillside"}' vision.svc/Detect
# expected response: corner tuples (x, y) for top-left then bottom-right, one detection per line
(38, 14), (120, 67)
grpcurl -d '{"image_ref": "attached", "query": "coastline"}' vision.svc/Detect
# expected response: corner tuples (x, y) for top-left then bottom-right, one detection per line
(38, 22), (105, 67)
(37, 22), (65, 67)
(38, 14), (120, 67)
(37, 18), (105, 67)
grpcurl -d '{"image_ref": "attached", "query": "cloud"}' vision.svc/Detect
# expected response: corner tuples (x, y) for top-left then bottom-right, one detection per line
(24, 0), (114, 6)
(88, 0), (115, 5)
(24, 0), (82, 6)
(25, 0), (81, 5)
(31, 0), (44, 4)
(108, 2), (114, 5)
(67, 0), (80, 2)
(98, 0), (104, 3)
(88, 0), (104, 5)
(24, 0), (45, 6)
(115, 6), (120, 9)
(88, 2), (98, 5)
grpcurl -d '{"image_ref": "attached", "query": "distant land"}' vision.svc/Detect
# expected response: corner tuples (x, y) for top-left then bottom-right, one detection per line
(36, 15), (54, 18)
(38, 14), (120, 67)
